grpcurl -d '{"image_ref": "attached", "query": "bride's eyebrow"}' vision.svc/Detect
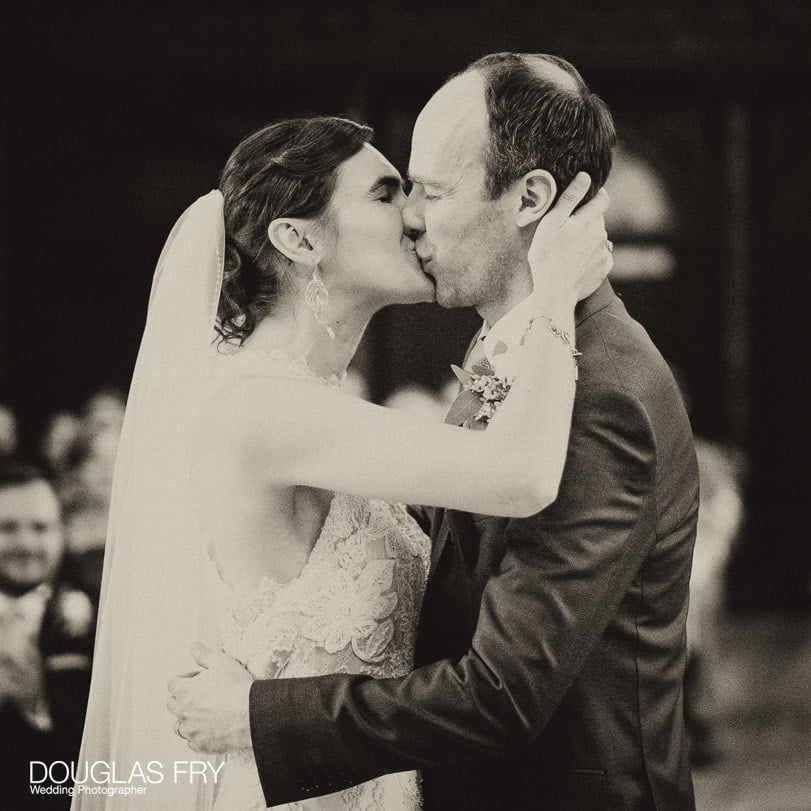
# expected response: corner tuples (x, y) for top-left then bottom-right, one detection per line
(368, 175), (402, 195)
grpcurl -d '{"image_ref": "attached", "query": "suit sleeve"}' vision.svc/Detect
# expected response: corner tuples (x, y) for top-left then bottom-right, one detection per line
(250, 384), (658, 805)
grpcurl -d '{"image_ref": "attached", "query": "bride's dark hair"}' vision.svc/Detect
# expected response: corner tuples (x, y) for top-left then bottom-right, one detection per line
(217, 116), (373, 345)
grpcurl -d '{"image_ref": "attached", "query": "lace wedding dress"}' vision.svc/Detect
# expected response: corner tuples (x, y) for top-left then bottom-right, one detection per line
(209, 350), (431, 811)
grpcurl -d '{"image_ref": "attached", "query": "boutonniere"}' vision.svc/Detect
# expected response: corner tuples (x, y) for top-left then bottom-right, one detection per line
(445, 358), (512, 430)
(54, 588), (94, 639)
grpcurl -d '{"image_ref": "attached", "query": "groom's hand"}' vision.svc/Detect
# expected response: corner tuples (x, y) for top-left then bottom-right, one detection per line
(167, 642), (253, 753)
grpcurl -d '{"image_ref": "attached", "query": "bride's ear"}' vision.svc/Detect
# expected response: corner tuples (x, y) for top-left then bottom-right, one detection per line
(267, 218), (320, 265)
(515, 170), (557, 227)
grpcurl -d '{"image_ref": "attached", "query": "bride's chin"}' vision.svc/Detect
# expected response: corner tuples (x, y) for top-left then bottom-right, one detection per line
(404, 281), (437, 305)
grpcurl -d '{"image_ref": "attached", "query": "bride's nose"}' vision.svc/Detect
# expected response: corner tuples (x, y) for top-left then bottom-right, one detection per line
(403, 225), (422, 243)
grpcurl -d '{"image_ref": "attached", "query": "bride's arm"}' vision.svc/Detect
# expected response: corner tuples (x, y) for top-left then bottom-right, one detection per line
(238, 174), (610, 517)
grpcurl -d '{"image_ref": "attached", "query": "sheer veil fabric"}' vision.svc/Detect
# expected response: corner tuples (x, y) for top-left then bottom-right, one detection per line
(74, 192), (226, 809)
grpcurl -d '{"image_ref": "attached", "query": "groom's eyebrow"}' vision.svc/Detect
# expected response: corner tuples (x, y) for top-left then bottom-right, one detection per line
(406, 172), (444, 190)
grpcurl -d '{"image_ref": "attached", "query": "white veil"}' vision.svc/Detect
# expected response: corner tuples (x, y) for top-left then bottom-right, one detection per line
(74, 192), (226, 810)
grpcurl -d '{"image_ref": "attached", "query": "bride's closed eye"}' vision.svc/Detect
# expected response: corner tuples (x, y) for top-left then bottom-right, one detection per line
(369, 175), (404, 204)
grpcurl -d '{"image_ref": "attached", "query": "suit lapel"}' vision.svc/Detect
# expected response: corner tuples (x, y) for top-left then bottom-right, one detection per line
(428, 508), (450, 580)
(428, 282), (617, 582)
(430, 324), (487, 569)
(428, 508), (485, 581)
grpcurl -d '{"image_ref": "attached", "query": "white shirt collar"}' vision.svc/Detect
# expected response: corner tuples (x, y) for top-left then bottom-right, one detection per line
(0, 583), (51, 626)
(477, 295), (536, 378)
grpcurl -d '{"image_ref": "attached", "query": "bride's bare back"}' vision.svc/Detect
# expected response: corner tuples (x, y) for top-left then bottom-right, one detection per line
(189, 353), (338, 589)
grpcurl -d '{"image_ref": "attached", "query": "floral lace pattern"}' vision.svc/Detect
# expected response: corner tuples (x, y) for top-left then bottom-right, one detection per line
(208, 349), (429, 810)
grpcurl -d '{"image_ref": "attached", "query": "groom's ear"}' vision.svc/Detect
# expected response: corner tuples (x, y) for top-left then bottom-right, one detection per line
(514, 169), (557, 227)
(267, 218), (320, 266)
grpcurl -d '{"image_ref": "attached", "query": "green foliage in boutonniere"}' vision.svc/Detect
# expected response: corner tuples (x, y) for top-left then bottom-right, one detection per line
(445, 358), (512, 430)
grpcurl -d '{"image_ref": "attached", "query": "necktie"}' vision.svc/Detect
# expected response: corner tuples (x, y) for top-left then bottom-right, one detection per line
(463, 332), (488, 371)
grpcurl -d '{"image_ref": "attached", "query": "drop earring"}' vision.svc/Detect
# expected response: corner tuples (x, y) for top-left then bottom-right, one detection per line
(304, 265), (336, 340)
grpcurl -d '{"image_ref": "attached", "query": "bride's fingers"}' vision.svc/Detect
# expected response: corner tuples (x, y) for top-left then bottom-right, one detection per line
(190, 641), (244, 671)
(570, 188), (610, 227)
(190, 642), (217, 668)
(544, 172), (592, 228)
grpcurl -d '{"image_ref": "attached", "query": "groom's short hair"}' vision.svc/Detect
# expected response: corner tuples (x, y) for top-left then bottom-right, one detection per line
(462, 53), (616, 202)
(0, 457), (55, 492)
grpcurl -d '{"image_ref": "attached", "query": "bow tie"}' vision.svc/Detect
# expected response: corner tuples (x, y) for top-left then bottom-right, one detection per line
(0, 583), (51, 630)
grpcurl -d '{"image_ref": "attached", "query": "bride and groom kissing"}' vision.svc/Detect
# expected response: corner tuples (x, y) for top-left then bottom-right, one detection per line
(78, 52), (699, 810)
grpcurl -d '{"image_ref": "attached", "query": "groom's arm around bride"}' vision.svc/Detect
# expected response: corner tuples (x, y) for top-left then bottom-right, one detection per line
(244, 279), (699, 811)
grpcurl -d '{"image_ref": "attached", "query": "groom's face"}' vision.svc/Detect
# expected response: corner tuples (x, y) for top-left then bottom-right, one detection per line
(404, 72), (525, 313)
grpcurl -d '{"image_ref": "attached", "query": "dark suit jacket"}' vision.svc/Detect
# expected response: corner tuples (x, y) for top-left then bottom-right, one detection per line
(250, 281), (699, 810)
(0, 583), (93, 810)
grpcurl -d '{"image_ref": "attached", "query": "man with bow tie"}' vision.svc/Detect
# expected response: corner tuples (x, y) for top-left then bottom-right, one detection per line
(0, 459), (94, 808)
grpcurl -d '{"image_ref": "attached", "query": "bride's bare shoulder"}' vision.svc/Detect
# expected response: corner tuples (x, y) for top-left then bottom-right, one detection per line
(194, 372), (339, 449)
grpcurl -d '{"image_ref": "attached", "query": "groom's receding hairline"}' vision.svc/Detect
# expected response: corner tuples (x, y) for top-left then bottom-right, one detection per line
(451, 52), (583, 95)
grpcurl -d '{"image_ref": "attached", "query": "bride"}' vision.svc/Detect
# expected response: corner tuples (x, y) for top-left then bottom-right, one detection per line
(75, 116), (610, 809)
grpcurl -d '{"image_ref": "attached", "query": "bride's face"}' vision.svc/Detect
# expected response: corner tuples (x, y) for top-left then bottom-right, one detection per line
(318, 144), (436, 308)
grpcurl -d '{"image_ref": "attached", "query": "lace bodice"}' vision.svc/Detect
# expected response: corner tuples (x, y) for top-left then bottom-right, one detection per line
(208, 347), (430, 810)
(214, 493), (429, 682)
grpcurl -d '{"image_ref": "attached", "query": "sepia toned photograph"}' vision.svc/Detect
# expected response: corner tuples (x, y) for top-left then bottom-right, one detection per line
(2, 2), (810, 808)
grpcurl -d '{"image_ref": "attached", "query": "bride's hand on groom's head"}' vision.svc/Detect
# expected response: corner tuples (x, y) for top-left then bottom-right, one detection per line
(166, 642), (253, 754)
(528, 171), (613, 306)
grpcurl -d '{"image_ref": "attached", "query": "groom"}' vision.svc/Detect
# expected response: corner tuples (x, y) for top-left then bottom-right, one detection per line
(170, 53), (699, 809)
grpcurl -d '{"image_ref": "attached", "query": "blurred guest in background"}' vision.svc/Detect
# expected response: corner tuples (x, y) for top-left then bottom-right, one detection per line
(79, 387), (125, 442)
(0, 458), (94, 809)
(46, 387), (124, 607)
(39, 411), (81, 478)
(383, 380), (456, 422)
(685, 438), (746, 766)
(669, 362), (746, 765)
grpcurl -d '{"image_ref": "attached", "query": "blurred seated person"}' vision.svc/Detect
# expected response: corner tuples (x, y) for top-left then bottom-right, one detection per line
(80, 386), (125, 450)
(58, 437), (113, 605)
(669, 364), (746, 765)
(383, 379), (458, 422)
(56, 388), (124, 607)
(685, 437), (745, 766)
(0, 459), (94, 808)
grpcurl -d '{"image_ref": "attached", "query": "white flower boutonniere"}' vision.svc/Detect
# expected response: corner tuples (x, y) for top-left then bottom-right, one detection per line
(445, 358), (512, 430)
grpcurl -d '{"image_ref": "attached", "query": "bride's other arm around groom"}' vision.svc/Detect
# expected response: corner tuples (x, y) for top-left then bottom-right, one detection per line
(170, 52), (699, 811)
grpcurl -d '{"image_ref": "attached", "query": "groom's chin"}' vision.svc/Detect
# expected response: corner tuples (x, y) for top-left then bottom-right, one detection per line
(433, 285), (464, 310)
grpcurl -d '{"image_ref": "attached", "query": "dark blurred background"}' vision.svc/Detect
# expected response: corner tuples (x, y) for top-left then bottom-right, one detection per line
(4, 0), (809, 609)
(1, 4), (810, 803)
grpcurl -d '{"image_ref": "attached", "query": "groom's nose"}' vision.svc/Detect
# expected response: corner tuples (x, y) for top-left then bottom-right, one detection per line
(402, 194), (424, 240)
